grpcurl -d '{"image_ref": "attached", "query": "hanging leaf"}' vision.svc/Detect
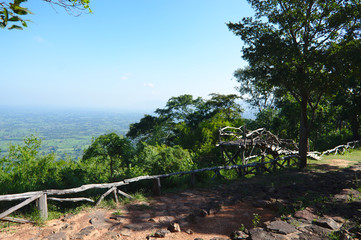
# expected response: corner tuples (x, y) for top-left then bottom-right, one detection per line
(21, 19), (27, 27)
(3, 7), (8, 25)
(8, 24), (23, 30)
(8, 16), (20, 22)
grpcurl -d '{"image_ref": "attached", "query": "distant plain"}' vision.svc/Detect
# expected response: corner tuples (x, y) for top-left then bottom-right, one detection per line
(0, 107), (144, 160)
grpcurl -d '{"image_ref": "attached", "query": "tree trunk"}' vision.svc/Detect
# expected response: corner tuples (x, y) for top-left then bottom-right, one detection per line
(351, 115), (360, 140)
(299, 95), (308, 169)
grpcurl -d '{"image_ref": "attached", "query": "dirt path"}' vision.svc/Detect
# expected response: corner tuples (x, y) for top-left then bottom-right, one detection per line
(0, 159), (360, 240)
(0, 188), (277, 240)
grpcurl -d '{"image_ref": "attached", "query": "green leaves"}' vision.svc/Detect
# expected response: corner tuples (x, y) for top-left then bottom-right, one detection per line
(82, 133), (134, 181)
(229, 0), (361, 167)
(1, 0), (91, 30)
(0, 1), (31, 30)
(8, 24), (23, 30)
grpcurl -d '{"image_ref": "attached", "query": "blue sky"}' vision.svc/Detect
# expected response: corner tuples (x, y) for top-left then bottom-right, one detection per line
(0, 1), (252, 112)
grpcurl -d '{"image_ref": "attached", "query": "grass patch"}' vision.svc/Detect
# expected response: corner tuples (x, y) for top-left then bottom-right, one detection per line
(321, 148), (361, 162)
(112, 209), (123, 216)
(308, 148), (361, 171)
(97, 199), (117, 209)
(132, 190), (148, 202)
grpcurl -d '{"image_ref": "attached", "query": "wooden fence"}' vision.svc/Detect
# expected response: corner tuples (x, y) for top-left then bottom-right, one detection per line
(0, 139), (359, 223)
(0, 155), (299, 223)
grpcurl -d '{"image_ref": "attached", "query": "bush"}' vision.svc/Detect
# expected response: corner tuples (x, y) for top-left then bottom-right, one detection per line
(133, 143), (194, 175)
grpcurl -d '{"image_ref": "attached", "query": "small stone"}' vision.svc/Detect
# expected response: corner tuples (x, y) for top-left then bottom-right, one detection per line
(118, 228), (132, 237)
(294, 207), (318, 222)
(208, 208), (217, 215)
(61, 214), (73, 222)
(249, 228), (276, 240)
(60, 224), (73, 231)
(89, 217), (97, 224)
(45, 232), (68, 240)
(109, 215), (123, 221)
(152, 230), (170, 238)
(108, 223), (121, 231)
(155, 216), (176, 223)
(331, 216), (346, 224)
(78, 226), (95, 236)
(313, 217), (340, 230)
(185, 228), (194, 234)
(167, 222), (181, 232)
(72, 226), (96, 239)
(197, 209), (208, 217)
(230, 230), (249, 240)
(267, 220), (297, 234)
(124, 223), (155, 230)
(106, 232), (121, 239)
(305, 225), (332, 236)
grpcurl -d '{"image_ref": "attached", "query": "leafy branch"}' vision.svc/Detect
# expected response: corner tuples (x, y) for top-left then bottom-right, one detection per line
(0, 0), (91, 30)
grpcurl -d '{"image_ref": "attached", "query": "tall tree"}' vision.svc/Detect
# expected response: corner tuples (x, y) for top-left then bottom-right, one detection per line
(228, 0), (361, 168)
(330, 38), (361, 140)
(1, 0), (91, 30)
(82, 133), (133, 181)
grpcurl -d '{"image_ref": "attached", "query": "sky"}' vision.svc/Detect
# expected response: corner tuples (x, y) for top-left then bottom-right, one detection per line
(0, 0), (253, 113)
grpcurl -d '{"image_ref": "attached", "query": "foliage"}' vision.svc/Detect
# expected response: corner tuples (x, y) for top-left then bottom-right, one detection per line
(228, 0), (361, 168)
(127, 93), (244, 166)
(0, 0), (32, 30)
(0, 0), (91, 30)
(0, 135), (73, 193)
(82, 133), (134, 181)
(252, 213), (261, 227)
(133, 143), (194, 175)
(330, 39), (361, 140)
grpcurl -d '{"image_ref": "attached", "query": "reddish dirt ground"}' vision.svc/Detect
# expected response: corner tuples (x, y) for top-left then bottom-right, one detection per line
(0, 158), (355, 240)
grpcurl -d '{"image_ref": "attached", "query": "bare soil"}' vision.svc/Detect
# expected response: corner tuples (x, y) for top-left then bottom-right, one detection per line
(0, 158), (359, 240)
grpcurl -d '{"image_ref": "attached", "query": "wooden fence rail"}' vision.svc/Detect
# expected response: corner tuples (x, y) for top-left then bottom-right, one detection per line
(0, 155), (299, 223)
(0, 140), (359, 223)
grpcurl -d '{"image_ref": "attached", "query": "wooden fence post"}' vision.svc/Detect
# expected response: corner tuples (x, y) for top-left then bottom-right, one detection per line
(38, 194), (48, 220)
(152, 178), (161, 196)
(272, 161), (277, 172)
(113, 188), (119, 204)
(190, 173), (196, 187)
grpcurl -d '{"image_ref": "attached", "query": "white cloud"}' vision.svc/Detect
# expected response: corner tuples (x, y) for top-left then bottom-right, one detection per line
(33, 35), (45, 43)
(120, 73), (132, 80)
(144, 83), (155, 88)
(33, 35), (53, 46)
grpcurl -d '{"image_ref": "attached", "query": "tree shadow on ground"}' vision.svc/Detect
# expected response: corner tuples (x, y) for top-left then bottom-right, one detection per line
(117, 162), (361, 237)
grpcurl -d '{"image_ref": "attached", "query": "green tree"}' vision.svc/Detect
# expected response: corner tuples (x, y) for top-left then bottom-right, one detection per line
(330, 39), (361, 140)
(0, 135), (67, 193)
(82, 133), (133, 181)
(228, 0), (361, 168)
(1, 0), (91, 30)
(127, 94), (244, 167)
(133, 143), (193, 175)
(127, 94), (243, 144)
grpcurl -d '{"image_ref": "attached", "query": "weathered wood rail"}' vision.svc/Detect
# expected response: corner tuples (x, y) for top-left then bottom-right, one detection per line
(320, 140), (360, 156)
(217, 126), (299, 165)
(0, 139), (359, 223)
(0, 155), (299, 223)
